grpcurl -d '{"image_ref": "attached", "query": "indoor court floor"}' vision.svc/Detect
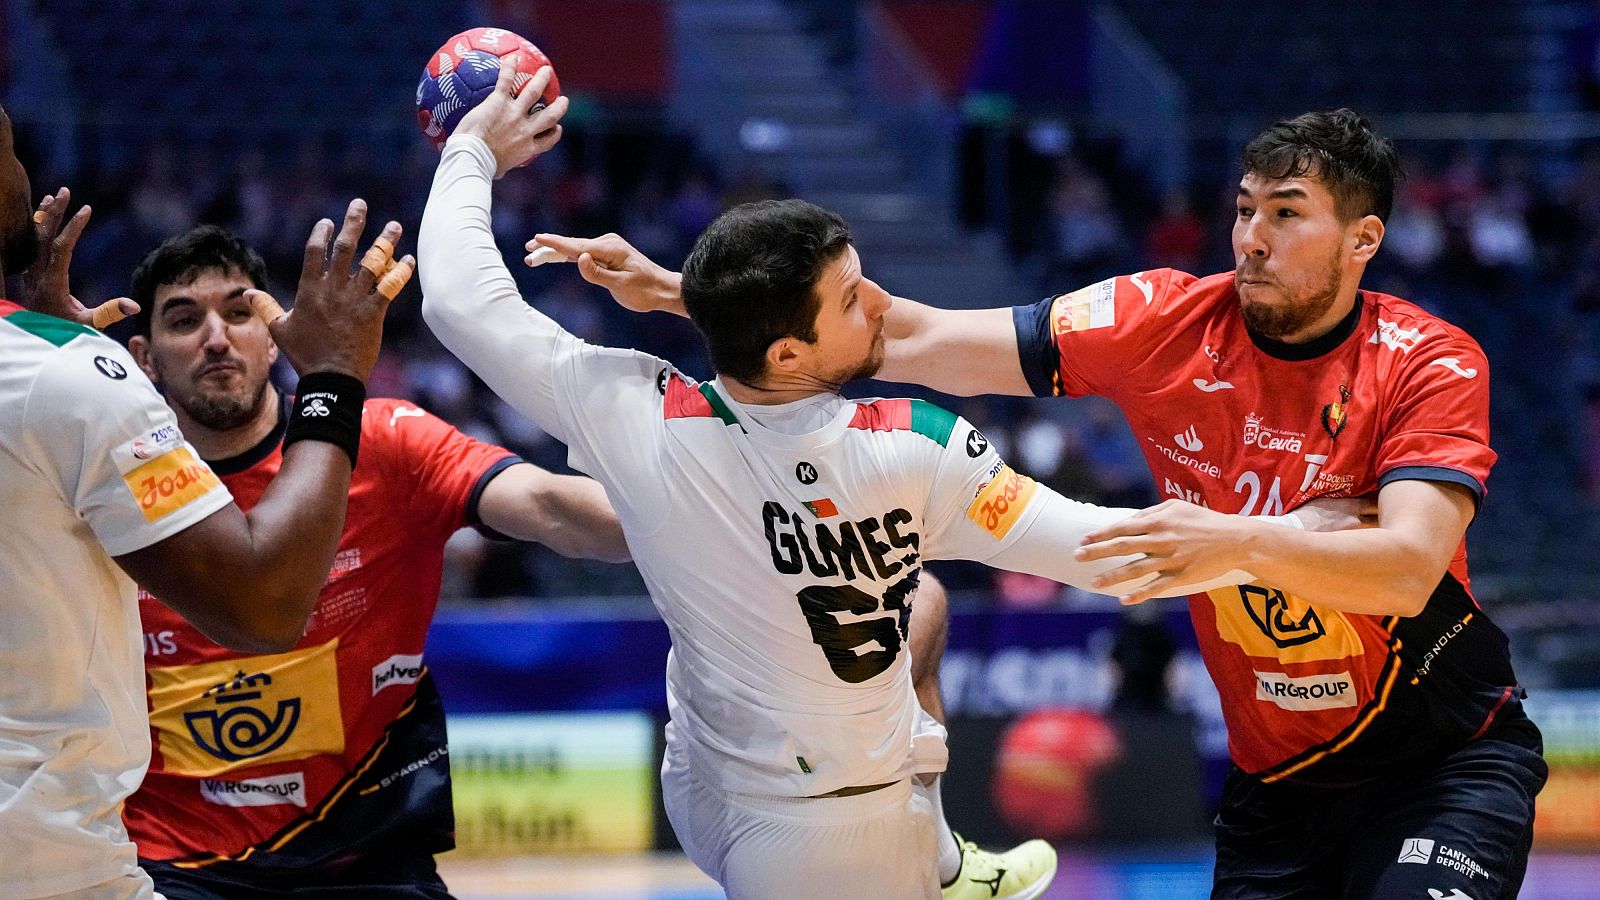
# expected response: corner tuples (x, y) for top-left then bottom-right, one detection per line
(439, 848), (1600, 899)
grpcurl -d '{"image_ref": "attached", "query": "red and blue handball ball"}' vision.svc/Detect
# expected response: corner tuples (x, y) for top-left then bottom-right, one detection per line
(416, 27), (561, 150)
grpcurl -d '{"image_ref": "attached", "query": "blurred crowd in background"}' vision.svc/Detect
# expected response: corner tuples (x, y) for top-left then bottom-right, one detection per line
(19, 120), (1592, 608)
(4, 1), (1598, 642)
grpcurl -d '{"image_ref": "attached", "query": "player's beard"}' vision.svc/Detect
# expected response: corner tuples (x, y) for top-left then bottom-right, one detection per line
(1237, 248), (1343, 340)
(842, 329), (886, 383)
(179, 375), (272, 431)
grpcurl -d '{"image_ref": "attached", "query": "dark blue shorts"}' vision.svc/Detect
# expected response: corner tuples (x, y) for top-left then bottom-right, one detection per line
(1212, 719), (1547, 900)
(141, 853), (453, 900)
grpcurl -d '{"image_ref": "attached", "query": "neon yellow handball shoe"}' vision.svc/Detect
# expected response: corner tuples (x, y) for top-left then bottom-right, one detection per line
(941, 832), (1058, 900)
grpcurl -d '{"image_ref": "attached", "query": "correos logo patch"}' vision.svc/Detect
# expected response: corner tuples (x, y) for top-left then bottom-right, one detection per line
(199, 772), (307, 808)
(147, 641), (345, 777)
(372, 653), (425, 695)
(1254, 670), (1357, 711)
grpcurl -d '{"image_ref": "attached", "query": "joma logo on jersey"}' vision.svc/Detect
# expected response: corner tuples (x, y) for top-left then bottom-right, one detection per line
(1241, 584), (1327, 647)
(122, 446), (220, 522)
(763, 502), (919, 582)
(148, 642), (345, 777)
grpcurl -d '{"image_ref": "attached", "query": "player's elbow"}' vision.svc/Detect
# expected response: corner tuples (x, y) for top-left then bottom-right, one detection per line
(1389, 569), (1441, 618)
(418, 283), (464, 341)
(195, 614), (303, 655)
(195, 585), (314, 654)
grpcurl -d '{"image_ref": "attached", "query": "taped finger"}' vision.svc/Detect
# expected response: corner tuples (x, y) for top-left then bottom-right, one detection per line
(377, 258), (415, 299)
(248, 290), (288, 326)
(90, 300), (131, 330)
(524, 246), (568, 267)
(360, 236), (396, 278)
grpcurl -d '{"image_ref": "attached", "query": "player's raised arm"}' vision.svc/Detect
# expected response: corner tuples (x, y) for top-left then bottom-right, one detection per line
(110, 201), (406, 652)
(527, 238), (1036, 398)
(417, 62), (579, 436)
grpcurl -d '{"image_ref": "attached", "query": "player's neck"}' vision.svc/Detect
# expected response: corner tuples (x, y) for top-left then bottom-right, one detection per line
(178, 388), (283, 461)
(720, 374), (836, 406)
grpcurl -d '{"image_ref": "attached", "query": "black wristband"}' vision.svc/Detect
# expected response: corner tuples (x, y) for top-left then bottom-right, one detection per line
(283, 372), (366, 467)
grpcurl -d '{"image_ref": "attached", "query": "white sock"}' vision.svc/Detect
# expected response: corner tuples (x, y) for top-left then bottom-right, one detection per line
(916, 775), (964, 883)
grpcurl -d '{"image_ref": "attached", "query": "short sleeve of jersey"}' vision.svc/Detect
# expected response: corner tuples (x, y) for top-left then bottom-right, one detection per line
(1376, 333), (1496, 502)
(24, 338), (231, 557)
(1012, 269), (1195, 399)
(369, 400), (518, 536)
(921, 415), (1047, 564)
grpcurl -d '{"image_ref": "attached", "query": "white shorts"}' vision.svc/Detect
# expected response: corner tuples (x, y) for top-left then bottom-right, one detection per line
(32, 871), (161, 900)
(661, 740), (939, 900)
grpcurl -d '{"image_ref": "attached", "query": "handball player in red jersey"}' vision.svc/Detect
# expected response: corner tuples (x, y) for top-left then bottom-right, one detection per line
(118, 226), (629, 899)
(536, 108), (1547, 900)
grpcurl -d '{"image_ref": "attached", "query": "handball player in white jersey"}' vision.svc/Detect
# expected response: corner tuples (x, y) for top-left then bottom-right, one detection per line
(418, 65), (1340, 900)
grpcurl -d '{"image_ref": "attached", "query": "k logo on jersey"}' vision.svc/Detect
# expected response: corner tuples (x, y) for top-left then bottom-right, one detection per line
(94, 355), (128, 379)
(795, 461), (819, 484)
(966, 430), (989, 457)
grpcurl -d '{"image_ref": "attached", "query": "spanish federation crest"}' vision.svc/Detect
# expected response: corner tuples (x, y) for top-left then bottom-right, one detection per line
(1321, 385), (1352, 439)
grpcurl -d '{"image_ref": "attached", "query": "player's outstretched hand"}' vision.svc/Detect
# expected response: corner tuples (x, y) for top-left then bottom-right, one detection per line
(250, 198), (413, 382)
(22, 187), (138, 329)
(1075, 499), (1252, 605)
(454, 60), (569, 179)
(525, 232), (685, 315)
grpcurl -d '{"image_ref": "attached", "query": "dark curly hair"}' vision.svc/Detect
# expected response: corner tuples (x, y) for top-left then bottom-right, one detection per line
(130, 225), (268, 336)
(681, 199), (852, 382)
(1242, 108), (1402, 223)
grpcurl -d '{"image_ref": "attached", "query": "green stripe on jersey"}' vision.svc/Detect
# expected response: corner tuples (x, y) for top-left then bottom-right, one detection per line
(1, 309), (95, 347)
(698, 383), (743, 429)
(909, 399), (956, 447)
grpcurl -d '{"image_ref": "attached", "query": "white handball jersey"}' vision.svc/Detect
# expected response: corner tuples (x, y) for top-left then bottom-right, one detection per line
(419, 136), (1263, 797)
(0, 300), (230, 896)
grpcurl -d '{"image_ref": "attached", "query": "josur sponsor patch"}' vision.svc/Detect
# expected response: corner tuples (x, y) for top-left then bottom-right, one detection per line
(112, 428), (220, 523)
(1050, 277), (1117, 335)
(966, 464), (1037, 540)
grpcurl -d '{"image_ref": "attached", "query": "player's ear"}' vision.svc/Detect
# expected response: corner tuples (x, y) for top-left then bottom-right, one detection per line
(1351, 214), (1384, 264)
(266, 337), (279, 367)
(766, 336), (803, 376)
(127, 334), (161, 386)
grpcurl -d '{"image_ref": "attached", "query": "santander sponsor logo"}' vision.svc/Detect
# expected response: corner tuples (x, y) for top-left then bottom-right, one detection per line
(1243, 413), (1304, 454)
(1146, 437), (1220, 478)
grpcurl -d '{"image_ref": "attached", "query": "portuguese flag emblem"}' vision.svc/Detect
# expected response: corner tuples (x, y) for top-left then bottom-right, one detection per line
(804, 498), (839, 518)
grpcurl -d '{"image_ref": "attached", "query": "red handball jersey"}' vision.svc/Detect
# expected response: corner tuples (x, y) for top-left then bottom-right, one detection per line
(1015, 270), (1530, 786)
(126, 396), (517, 868)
